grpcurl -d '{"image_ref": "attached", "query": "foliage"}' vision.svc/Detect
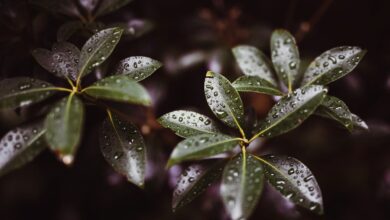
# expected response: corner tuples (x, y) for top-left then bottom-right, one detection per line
(0, 27), (162, 187)
(158, 29), (367, 219)
(30, 0), (153, 41)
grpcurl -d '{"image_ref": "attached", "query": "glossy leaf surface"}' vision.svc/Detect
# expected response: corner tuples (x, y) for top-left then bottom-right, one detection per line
(260, 155), (323, 214)
(301, 46), (366, 86)
(232, 75), (283, 96)
(232, 45), (278, 86)
(221, 152), (265, 220)
(316, 95), (353, 131)
(167, 134), (240, 167)
(100, 112), (146, 187)
(253, 85), (326, 139)
(0, 77), (56, 109)
(114, 56), (162, 81)
(78, 27), (123, 80)
(158, 110), (220, 138)
(83, 75), (151, 106)
(44, 95), (84, 165)
(173, 160), (225, 210)
(270, 29), (300, 89)
(204, 71), (244, 129)
(0, 122), (46, 176)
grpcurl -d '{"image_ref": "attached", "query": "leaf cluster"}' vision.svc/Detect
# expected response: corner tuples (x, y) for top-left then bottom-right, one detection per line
(158, 29), (368, 219)
(0, 27), (162, 187)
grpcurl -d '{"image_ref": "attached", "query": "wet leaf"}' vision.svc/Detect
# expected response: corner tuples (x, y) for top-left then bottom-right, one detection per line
(32, 42), (80, 81)
(253, 85), (326, 139)
(220, 152), (265, 220)
(44, 95), (84, 165)
(173, 160), (225, 210)
(99, 111), (146, 187)
(158, 110), (220, 138)
(315, 95), (353, 131)
(0, 77), (56, 109)
(301, 46), (366, 86)
(95, 0), (133, 17)
(57, 21), (84, 42)
(204, 71), (244, 129)
(78, 27), (123, 80)
(271, 29), (300, 90)
(114, 56), (162, 81)
(259, 155), (323, 214)
(167, 134), (240, 167)
(82, 75), (151, 106)
(232, 75), (283, 96)
(351, 113), (369, 131)
(232, 45), (278, 86)
(0, 122), (46, 176)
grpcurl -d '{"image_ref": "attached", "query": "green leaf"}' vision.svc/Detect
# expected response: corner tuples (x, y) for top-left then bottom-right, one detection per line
(99, 111), (146, 187)
(204, 71), (244, 129)
(315, 95), (353, 131)
(0, 77), (56, 109)
(232, 75), (284, 96)
(173, 160), (226, 210)
(0, 122), (46, 176)
(114, 56), (162, 81)
(82, 75), (151, 106)
(301, 46), (366, 86)
(57, 21), (84, 42)
(78, 27), (123, 81)
(251, 85), (326, 139)
(44, 95), (84, 165)
(95, 0), (133, 17)
(259, 155), (323, 214)
(351, 113), (369, 131)
(158, 110), (220, 138)
(220, 152), (265, 220)
(167, 134), (240, 167)
(232, 45), (278, 86)
(270, 29), (300, 90)
(32, 42), (80, 81)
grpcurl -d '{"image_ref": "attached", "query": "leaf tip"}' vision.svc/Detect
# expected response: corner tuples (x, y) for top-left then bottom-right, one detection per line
(206, 71), (215, 78)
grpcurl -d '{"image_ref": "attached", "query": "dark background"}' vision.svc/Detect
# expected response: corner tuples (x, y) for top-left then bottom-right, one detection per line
(0, 0), (389, 219)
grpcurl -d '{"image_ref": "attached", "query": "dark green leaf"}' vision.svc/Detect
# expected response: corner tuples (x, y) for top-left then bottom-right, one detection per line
(78, 27), (123, 80)
(259, 155), (323, 214)
(44, 95), (84, 165)
(95, 0), (133, 17)
(167, 134), (240, 167)
(57, 21), (84, 42)
(220, 152), (265, 220)
(301, 46), (366, 86)
(111, 19), (154, 38)
(82, 75), (151, 106)
(252, 85), (326, 139)
(32, 42), (80, 81)
(232, 75), (283, 96)
(0, 122), (46, 176)
(100, 111), (146, 187)
(114, 56), (162, 81)
(173, 160), (225, 210)
(0, 77), (56, 109)
(315, 95), (353, 131)
(158, 110), (220, 138)
(204, 71), (244, 129)
(351, 113), (369, 131)
(232, 45), (278, 86)
(270, 29), (300, 90)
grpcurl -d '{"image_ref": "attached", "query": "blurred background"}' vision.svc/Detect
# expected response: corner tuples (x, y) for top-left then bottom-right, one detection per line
(0, 0), (389, 219)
